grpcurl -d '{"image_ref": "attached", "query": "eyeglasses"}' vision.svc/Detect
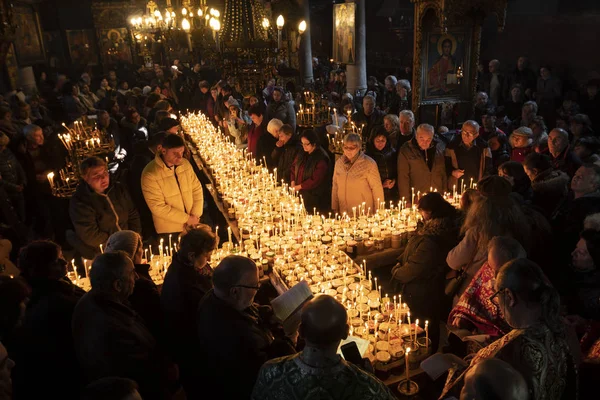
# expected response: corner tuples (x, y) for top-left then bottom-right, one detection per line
(343, 145), (359, 151)
(461, 130), (478, 137)
(301, 141), (312, 147)
(489, 288), (506, 307)
(233, 283), (261, 291)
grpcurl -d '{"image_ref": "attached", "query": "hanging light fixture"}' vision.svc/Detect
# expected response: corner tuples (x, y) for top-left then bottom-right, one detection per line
(298, 20), (307, 34)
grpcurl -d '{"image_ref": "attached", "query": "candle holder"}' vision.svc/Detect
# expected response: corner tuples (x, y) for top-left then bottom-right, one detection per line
(396, 379), (419, 396)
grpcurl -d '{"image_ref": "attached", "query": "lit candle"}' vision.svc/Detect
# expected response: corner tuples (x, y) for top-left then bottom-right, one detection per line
(425, 320), (429, 349)
(407, 311), (411, 342)
(99, 244), (103, 254)
(227, 226), (232, 244)
(405, 347), (411, 378)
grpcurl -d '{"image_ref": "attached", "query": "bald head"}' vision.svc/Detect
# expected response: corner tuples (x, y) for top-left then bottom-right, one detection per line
(461, 359), (528, 400)
(300, 295), (348, 348)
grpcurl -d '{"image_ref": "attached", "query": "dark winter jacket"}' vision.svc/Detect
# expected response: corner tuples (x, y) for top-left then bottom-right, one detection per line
(72, 290), (171, 400)
(291, 146), (332, 213)
(196, 290), (296, 400)
(119, 116), (148, 157)
(445, 136), (493, 190)
(69, 180), (141, 253)
(0, 148), (26, 194)
(366, 140), (397, 201)
(530, 168), (570, 218)
(266, 101), (297, 131)
(10, 277), (85, 400)
(392, 213), (463, 332)
(256, 132), (278, 170)
(273, 136), (303, 185)
(550, 145), (582, 178)
(354, 108), (385, 142)
(397, 137), (447, 200)
(130, 264), (162, 344)
(161, 255), (213, 363)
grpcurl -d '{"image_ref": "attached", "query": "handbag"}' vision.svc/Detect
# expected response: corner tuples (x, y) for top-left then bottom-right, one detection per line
(444, 247), (478, 297)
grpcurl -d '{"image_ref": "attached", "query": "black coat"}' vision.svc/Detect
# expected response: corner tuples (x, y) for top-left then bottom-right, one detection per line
(531, 169), (570, 219)
(0, 148), (26, 194)
(354, 109), (385, 142)
(291, 147), (332, 213)
(550, 146), (582, 178)
(9, 277), (85, 400)
(72, 290), (170, 400)
(161, 255), (213, 364)
(69, 181), (141, 255)
(130, 264), (163, 344)
(127, 147), (155, 238)
(366, 144), (397, 202)
(274, 136), (302, 184)
(256, 132), (278, 170)
(391, 213), (462, 349)
(196, 290), (295, 400)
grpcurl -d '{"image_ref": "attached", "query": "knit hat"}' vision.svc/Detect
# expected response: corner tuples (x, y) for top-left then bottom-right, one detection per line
(477, 175), (512, 197)
(226, 96), (240, 108)
(512, 127), (533, 138)
(105, 231), (142, 261)
(142, 86), (152, 95)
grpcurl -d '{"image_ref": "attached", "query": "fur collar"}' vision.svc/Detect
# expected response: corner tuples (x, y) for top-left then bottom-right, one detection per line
(416, 213), (463, 237)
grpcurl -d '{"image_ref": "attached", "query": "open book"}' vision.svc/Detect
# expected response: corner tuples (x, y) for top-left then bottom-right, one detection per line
(270, 280), (313, 332)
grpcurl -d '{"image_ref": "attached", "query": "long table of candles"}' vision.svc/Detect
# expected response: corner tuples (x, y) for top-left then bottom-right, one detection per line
(180, 111), (465, 386)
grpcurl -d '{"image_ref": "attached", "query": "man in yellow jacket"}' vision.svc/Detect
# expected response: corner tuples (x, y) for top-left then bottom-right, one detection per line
(142, 134), (204, 236)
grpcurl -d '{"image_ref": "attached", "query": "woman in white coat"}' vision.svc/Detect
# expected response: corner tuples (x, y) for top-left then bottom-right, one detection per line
(332, 133), (384, 215)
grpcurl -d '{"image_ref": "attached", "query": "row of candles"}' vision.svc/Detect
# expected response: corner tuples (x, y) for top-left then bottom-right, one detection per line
(180, 112), (436, 365)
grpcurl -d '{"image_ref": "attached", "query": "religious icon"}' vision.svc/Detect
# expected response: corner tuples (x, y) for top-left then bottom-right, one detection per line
(100, 28), (132, 65)
(12, 5), (45, 65)
(425, 32), (466, 98)
(66, 30), (99, 66)
(333, 3), (356, 65)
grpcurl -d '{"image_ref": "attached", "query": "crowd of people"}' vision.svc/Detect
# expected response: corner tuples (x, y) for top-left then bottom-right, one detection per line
(0, 53), (597, 400)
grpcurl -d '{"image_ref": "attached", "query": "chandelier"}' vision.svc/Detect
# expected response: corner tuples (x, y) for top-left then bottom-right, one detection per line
(129, 0), (221, 41)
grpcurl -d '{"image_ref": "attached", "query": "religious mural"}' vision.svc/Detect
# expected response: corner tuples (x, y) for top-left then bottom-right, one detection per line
(99, 28), (132, 65)
(12, 4), (45, 65)
(332, 3), (355, 65)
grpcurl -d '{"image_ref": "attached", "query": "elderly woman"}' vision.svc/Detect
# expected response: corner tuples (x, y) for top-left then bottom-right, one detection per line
(382, 114), (400, 150)
(366, 128), (397, 202)
(395, 79), (412, 113)
(332, 133), (384, 215)
(290, 130), (331, 213)
(257, 118), (282, 170)
(224, 99), (248, 148)
(392, 193), (463, 351)
(383, 75), (400, 114)
(442, 259), (577, 400)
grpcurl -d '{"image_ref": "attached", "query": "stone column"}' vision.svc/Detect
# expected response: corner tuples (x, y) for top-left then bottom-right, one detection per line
(345, 0), (366, 96)
(298, 0), (313, 86)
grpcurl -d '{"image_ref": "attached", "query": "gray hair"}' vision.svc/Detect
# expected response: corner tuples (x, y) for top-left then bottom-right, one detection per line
(363, 95), (375, 104)
(399, 109), (415, 122)
(267, 118), (283, 135)
(523, 101), (538, 114)
(385, 75), (398, 85)
(213, 255), (258, 292)
(489, 59), (500, 68)
(396, 79), (411, 92)
(476, 92), (489, 101)
(462, 120), (480, 131)
(90, 251), (133, 292)
(416, 123), (434, 135)
(383, 114), (399, 131)
(24, 124), (42, 138)
(488, 236), (527, 266)
(343, 133), (362, 145)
